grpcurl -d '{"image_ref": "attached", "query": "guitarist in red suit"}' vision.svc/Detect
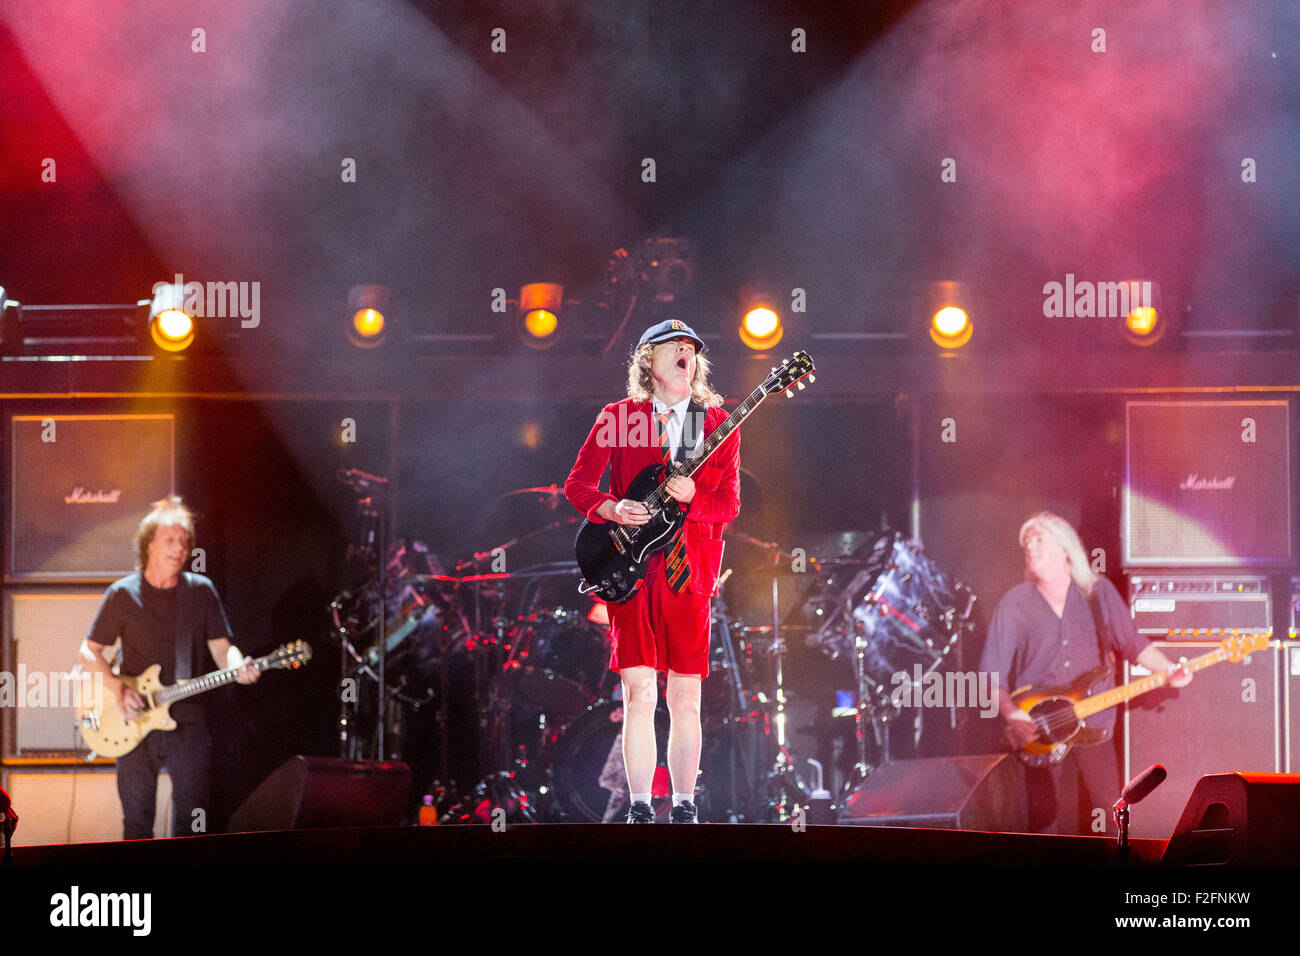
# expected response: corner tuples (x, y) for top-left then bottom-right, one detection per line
(980, 512), (1191, 834)
(565, 320), (740, 823)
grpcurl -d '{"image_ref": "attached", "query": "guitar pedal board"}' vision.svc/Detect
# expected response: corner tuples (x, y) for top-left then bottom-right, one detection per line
(1128, 573), (1272, 639)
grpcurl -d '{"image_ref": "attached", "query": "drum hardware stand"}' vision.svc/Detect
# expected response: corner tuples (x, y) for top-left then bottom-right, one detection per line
(447, 614), (539, 823)
(710, 578), (760, 822)
(339, 469), (391, 759)
(755, 545), (813, 820)
(328, 589), (369, 760)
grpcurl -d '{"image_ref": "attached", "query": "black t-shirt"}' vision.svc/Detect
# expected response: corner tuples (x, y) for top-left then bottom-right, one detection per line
(978, 577), (1150, 734)
(86, 572), (234, 724)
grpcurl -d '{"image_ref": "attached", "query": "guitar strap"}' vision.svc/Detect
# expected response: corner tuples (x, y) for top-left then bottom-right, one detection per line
(1085, 583), (1115, 665)
(1083, 582), (1114, 743)
(681, 399), (706, 464)
(174, 572), (195, 682)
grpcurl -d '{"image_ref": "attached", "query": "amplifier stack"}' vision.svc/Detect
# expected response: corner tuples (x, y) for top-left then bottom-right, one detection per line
(1128, 573), (1272, 638)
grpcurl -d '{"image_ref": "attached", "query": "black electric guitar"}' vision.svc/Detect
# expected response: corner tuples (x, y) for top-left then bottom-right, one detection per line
(575, 351), (815, 603)
(1012, 633), (1269, 767)
(76, 641), (312, 758)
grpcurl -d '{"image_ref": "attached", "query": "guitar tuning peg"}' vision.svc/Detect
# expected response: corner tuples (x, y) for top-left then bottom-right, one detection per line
(796, 381), (805, 390)
(784, 388), (793, 398)
(808, 373), (816, 383)
(782, 358), (789, 365)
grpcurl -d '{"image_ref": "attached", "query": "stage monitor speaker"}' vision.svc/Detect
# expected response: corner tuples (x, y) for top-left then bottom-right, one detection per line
(837, 754), (1027, 831)
(1162, 772), (1300, 865)
(1124, 641), (1281, 839)
(0, 768), (172, 845)
(227, 757), (411, 832)
(3, 591), (108, 757)
(8, 414), (175, 580)
(1123, 400), (1291, 567)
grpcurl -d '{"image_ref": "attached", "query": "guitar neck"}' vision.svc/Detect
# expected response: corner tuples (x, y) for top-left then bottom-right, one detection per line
(1073, 646), (1228, 719)
(672, 386), (764, 481)
(155, 657), (266, 705)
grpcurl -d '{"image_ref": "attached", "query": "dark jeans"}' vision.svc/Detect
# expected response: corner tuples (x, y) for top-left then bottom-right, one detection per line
(1024, 736), (1120, 835)
(116, 720), (212, 840)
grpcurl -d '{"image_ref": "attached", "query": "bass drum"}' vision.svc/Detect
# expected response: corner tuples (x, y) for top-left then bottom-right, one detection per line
(505, 608), (614, 718)
(550, 698), (671, 822)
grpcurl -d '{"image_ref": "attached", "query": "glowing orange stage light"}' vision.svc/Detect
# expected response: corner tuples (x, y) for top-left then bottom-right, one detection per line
(151, 308), (195, 352)
(929, 306), (972, 349)
(739, 306), (783, 350)
(519, 283), (563, 348)
(524, 309), (558, 340)
(352, 307), (385, 340)
(1126, 306), (1158, 336)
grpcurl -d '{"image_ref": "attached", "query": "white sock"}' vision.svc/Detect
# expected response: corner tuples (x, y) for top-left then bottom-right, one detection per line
(630, 793), (651, 806)
(673, 793), (694, 807)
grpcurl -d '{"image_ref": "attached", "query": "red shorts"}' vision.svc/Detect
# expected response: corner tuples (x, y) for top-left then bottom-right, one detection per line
(607, 554), (711, 677)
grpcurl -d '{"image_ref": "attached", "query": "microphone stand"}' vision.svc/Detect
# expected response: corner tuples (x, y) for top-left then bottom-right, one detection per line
(1113, 799), (1131, 865)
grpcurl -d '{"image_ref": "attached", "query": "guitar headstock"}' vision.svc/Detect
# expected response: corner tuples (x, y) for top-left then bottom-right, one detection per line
(264, 640), (313, 670)
(761, 351), (816, 398)
(1220, 633), (1270, 661)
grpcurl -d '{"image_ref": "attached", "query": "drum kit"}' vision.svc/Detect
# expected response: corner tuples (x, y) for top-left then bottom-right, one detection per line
(328, 478), (978, 823)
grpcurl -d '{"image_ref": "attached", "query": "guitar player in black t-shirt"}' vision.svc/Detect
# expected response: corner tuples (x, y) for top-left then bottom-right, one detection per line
(78, 497), (259, 839)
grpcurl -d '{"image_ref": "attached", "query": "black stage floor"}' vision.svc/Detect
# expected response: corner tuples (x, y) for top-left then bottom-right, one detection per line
(14, 822), (1166, 867)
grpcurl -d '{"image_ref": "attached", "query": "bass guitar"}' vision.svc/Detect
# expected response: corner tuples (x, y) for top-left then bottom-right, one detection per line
(576, 351), (816, 603)
(1012, 633), (1269, 767)
(76, 640), (312, 758)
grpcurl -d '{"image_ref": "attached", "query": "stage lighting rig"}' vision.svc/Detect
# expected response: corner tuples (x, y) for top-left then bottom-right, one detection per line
(738, 286), (784, 351)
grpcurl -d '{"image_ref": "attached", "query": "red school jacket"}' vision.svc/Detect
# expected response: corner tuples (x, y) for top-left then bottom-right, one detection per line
(564, 398), (740, 597)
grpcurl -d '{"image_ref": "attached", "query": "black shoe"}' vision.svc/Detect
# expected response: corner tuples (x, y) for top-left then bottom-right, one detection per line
(669, 801), (699, 823)
(625, 801), (654, 823)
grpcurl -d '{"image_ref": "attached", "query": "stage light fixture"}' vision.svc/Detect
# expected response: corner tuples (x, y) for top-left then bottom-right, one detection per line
(347, 285), (390, 349)
(1122, 282), (1164, 346)
(738, 288), (783, 351)
(0, 287), (20, 354)
(148, 283), (196, 352)
(927, 281), (973, 350)
(519, 282), (563, 349)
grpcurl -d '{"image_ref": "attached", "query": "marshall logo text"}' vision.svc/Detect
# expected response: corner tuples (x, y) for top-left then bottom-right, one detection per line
(64, 487), (123, 504)
(1179, 474), (1236, 491)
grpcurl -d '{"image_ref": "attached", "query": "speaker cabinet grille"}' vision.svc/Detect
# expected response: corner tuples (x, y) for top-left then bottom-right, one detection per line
(0, 768), (171, 845)
(1124, 401), (1291, 566)
(9, 414), (175, 580)
(1123, 641), (1281, 839)
(3, 592), (107, 757)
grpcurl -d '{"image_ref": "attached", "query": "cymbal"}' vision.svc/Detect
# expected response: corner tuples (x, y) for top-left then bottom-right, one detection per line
(499, 484), (564, 498)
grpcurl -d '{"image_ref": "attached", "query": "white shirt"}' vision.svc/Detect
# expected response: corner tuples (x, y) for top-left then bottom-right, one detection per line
(652, 394), (692, 463)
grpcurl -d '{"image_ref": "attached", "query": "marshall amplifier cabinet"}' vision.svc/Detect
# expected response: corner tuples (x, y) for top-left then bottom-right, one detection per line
(1128, 574), (1272, 638)
(1123, 640), (1282, 839)
(1124, 400), (1292, 567)
(8, 414), (174, 580)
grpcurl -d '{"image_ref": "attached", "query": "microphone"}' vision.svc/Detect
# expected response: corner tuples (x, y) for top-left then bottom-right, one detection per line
(1117, 763), (1167, 809)
(1113, 764), (1165, 858)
